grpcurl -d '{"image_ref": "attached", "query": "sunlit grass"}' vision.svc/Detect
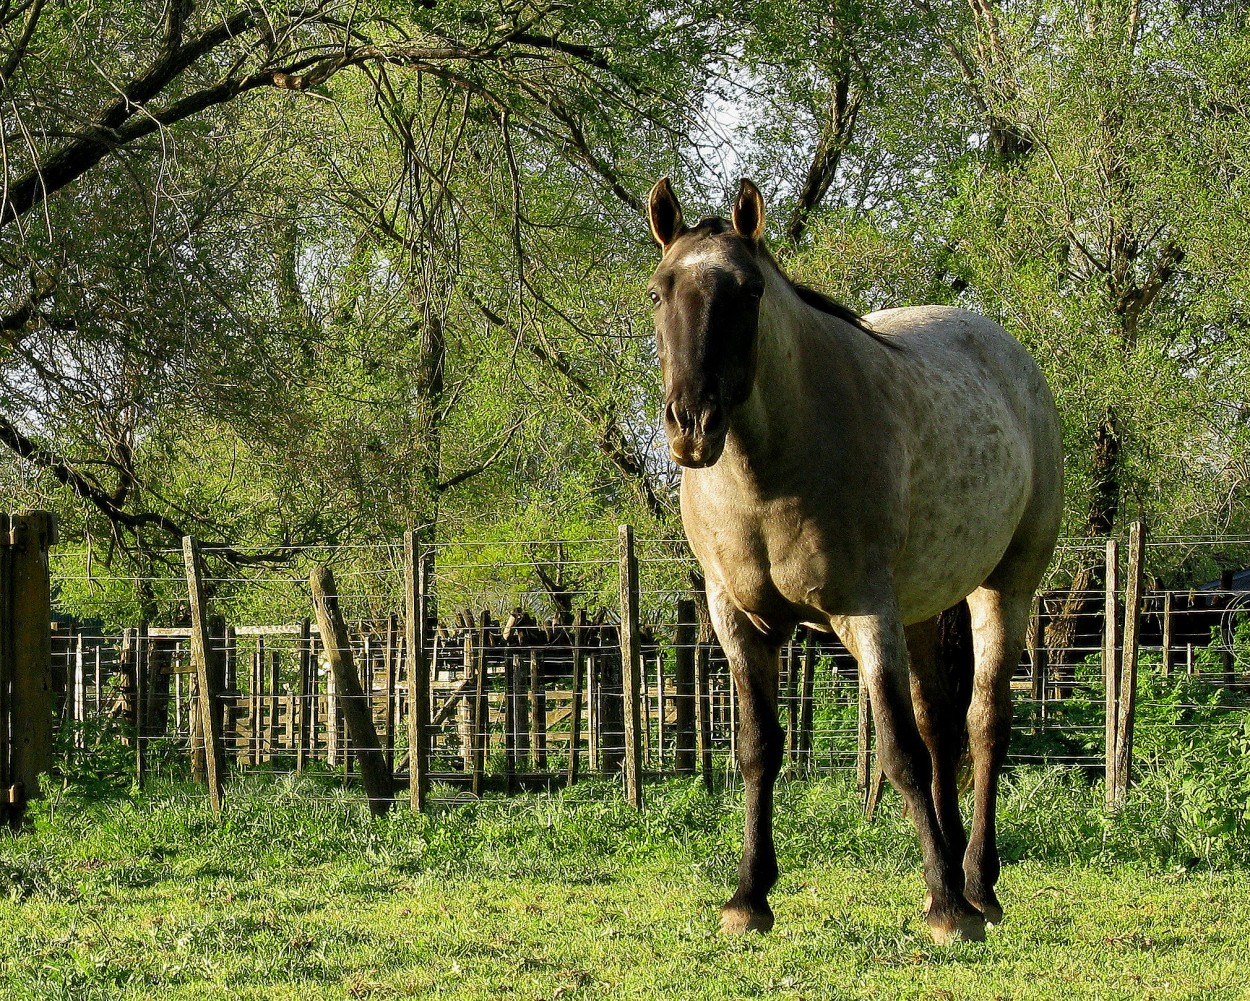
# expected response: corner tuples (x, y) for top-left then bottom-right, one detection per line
(2, 772), (1248, 999)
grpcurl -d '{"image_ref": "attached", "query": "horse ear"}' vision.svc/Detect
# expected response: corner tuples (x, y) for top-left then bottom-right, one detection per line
(732, 178), (766, 242)
(648, 177), (685, 251)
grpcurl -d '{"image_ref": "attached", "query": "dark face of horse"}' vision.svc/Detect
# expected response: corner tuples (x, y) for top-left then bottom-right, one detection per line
(646, 178), (767, 468)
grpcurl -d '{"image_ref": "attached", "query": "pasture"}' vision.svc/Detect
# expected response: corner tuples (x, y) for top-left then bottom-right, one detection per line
(3, 769), (1250, 1001)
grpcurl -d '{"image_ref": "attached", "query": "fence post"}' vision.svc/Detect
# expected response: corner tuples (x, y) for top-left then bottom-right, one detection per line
(1027, 593), (1046, 714)
(784, 639), (798, 763)
(798, 630), (816, 771)
(695, 640), (713, 792)
(1, 513), (56, 823)
(1113, 521), (1146, 809)
(567, 609), (587, 784)
(184, 537), (225, 815)
(0, 517), (9, 823)
(405, 534), (431, 812)
(296, 618), (311, 771)
(1161, 591), (1174, 677)
(618, 525), (644, 810)
(529, 646), (546, 770)
(1104, 537), (1121, 811)
(472, 613), (488, 797)
(673, 600), (696, 774)
(384, 612), (397, 773)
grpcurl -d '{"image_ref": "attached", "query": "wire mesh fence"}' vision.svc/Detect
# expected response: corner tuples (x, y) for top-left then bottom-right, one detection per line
(40, 531), (1250, 810)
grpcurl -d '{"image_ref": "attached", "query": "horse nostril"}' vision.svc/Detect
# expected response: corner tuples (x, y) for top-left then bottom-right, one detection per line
(699, 405), (724, 437)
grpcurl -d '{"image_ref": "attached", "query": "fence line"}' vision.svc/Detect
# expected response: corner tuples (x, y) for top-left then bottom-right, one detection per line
(6, 519), (1250, 819)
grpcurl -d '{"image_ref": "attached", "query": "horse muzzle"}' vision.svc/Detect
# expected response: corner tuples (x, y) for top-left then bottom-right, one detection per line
(668, 431), (726, 468)
(664, 400), (727, 468)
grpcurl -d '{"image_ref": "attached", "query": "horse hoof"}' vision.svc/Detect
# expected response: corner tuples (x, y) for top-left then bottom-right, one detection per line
(970, 896), (1004, 925)
(720, 902), (774, 934)
(926, 907), (986, 945)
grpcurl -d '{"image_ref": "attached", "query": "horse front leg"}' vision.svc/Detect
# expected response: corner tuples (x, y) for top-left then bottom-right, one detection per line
(708, 586), (786, 934)
(840, 610), (984, 944)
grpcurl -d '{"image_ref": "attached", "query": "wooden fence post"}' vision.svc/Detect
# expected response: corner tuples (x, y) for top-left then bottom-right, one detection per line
(618, 525), (644, 810)
(297, 618), (312, 772)
(798, 630), (816, 771)
(184, 537), (225, 815)
(1112, 521), (1146, 809)
(405, 534), (431, 812)
(0, 517), (10, 823)
(1104, 537), (1121, 810)
(673, 600), (696, 774)
(384, 612), (397, 773)
(784, 639), (798, 763)
(1027, 593), (1046, 714)
(567, 609), (587, 784)
(1161, 591), (1174, 677)
(695, 641), (713, 792)
(472, 613), (488, 797)
(529, 646), (546, 770)
(2, 513), (56, 823)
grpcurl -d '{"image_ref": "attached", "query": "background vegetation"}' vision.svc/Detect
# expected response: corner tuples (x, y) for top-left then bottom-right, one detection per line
(4, 0), (1250, 625)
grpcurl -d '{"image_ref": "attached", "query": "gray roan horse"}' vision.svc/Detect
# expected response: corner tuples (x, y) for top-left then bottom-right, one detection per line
(646, 177), (1063, 944)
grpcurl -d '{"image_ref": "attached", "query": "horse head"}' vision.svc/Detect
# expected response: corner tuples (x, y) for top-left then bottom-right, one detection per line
(646, 177), (768, 468)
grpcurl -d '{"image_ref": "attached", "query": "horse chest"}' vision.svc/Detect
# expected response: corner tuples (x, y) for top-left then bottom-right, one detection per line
(682, 485), (850, 626)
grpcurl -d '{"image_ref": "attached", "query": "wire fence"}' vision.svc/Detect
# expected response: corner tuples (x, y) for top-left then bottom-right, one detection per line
(43, 533), (1250, 808)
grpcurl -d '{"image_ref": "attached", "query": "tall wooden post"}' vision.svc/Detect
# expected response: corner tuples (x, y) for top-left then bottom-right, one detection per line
(2, 513), (57, 823)
(529, 646), (546, 770)
(73, 631), (86, 747)
(132, 623), (148, 787)
(384, 612), (397, 773)
(673, 600), (696, 774)
(184, 537), (225, 815)
(1, 520), (10, 820)
(798, 631), (816, 770)
(567, 609), (587, 784)
(404, 533), (431, 812)
(1027, 593), (1046, 712)
(695, 641), (713, 792)
(296, 618), (312, 772)
(471, 614), (488, 797)
(618, 525), (644, 810)
(1161, 592), (1174, 677)
(4, 513), (56, 815)
(1112, 521), (1146, 809)
(1104, 537), (1121, 811)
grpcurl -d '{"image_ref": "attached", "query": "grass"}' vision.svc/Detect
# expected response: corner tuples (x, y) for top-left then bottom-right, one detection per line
(3, 768), (1250, 1001)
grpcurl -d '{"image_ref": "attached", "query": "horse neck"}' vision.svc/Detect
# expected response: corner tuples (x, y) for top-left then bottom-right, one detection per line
(723, 268), (834, 468)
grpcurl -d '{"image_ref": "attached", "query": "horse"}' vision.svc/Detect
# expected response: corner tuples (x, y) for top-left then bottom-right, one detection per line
(645, 177), (1063, 944)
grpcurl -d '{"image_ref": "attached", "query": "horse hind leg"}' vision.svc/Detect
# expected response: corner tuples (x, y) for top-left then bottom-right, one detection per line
(908, 603), (974, 885)
(962, 585), (1031, 925)
(845, 610), (984, 944)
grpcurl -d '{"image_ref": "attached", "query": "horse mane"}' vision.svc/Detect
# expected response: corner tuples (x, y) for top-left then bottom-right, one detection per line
(761, 250), (902, 350)
(790, 283), (872, 331)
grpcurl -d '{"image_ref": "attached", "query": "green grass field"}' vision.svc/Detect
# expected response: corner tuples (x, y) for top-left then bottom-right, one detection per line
(3, 768), (1249, 1001)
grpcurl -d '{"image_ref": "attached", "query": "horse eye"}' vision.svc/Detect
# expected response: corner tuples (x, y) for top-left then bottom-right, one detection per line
(648, 289), (661, 305)
(744, 281), (764, 299)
